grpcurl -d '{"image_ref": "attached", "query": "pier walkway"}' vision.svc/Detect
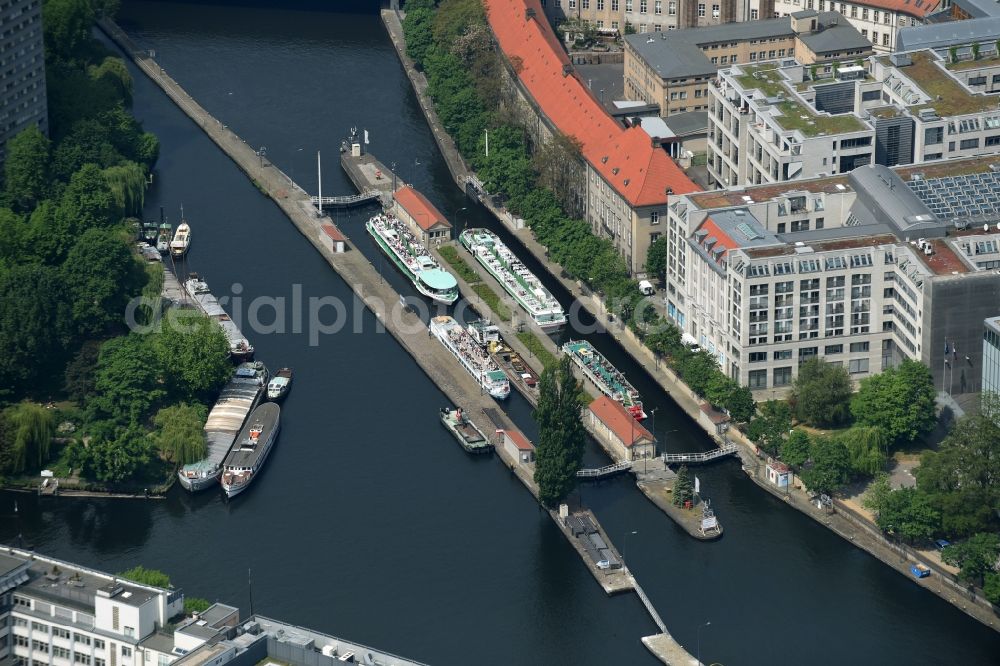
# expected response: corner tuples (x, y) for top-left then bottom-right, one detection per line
(576, 460), (632, 480)
(310, 191), (382, 209)
(662, 443), (739, 464)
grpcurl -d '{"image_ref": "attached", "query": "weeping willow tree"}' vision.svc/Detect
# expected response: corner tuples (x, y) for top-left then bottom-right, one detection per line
(103, 162), (147, 218)
(150, 403), (207, 465)
(1, 403), (55, 474)
(89, 56), (134, 107)
(840, 425), (889, 477)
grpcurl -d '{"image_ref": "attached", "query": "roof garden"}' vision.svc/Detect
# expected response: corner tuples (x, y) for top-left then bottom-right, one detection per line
(901, 50), (998, 116)
(733, 64), (867, 137)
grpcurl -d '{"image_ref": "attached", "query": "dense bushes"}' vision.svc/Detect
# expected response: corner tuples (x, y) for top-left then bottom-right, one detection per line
(402, 0), (756, 422)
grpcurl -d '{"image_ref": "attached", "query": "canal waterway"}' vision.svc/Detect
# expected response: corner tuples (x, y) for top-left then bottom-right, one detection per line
(2, 1), (999, 664)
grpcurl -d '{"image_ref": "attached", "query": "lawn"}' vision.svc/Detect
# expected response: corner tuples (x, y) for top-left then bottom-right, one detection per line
(471, 283), (512, 322)
(438, 245), (481, 284)
(516, 331), (557, 370)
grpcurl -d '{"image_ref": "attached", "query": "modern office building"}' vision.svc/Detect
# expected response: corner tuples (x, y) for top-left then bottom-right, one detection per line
(0, 0), (47, 166)
(706, 46), (1000, 189)
(0, 547), (428, 666)
(624, 11), (871, 116)
(983, 316), (1000, 397)
(772, 0), (942, 53)
(663, 156), (1000, 397)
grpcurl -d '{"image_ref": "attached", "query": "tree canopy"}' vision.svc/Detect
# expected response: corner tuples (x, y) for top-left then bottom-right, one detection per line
(0, 403), (56, 475)
(872, 486), (940, 543)
(942, 533), (1000, 586)
(747, 400), (791, 456)
(153, 311), (232, 402)
(150, 403), (207, 465)
(851, 360), (936, 446)
(800, 436), (851, 495)
(5, 125), (51, 211)
(118, 565), (171, 588)
(791, 358), (852, 428)
(645, 236), (668, 285)
(533, 355), (586, 507)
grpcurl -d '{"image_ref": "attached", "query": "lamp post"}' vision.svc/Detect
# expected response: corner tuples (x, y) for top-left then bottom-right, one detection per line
(623, 530), (637, 566)
(696, 621), (711, 666)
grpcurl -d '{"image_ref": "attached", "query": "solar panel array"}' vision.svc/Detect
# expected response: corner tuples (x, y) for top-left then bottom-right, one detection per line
(908, 170), (1000, 223)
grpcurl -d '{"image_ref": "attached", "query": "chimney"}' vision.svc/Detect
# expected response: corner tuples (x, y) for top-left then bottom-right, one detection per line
(526, 7), (536, 19)
(562, 63), (573, 76)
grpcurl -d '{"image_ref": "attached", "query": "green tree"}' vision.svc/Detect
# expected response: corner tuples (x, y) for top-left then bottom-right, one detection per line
(150, 403), (207, 465)
(55, 163), (119, 233)
(791, 358), (852, 427)
(82, 424), (151, 483)
(984, 572), (1000, 605)
(916, 411), (1000, 537)
(851, 360), (936, 446)
(862, 471), (892, 516)
(402, 4), (436, 66)
(0, 264), (73, 396)
(0, 403), (55, 474)
(840, 425), (888, 476)
(90, 334), (164, 424)
(722, 384), (756, 424)
(780, 429), (811, 469)
(42, 0), (96, 64)
(62, 227), (147, 336)
(875, 487), (940, 543)
(800, 436), (851, 494)
(675, 349), (718, 396)
(4, 125), (51, 211)
(645, 236), (668, 284)
(118, 566), (171, 588)
(533, 355), (587, 507)
(102, 162), (147, 217)
(746, 400), (792, 455)
(89, 0), (121, 18)
(532, 133), (584, 216)
(942, 533), (1000, 586)
(63, 340), (102, 406)
(184, 598), (211, 614)
(153, 311), (231, 402)
(672, 464), (694, 506)
(89, 57), (133, 108)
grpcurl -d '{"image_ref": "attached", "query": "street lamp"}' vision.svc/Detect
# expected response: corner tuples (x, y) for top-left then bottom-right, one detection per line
(623, 530), (637, 565)
(697, 621), (711, 666)
(661, 428), (678, 470)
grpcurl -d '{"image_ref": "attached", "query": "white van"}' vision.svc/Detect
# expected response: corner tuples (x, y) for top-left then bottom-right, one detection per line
(638, 280), (655, 296)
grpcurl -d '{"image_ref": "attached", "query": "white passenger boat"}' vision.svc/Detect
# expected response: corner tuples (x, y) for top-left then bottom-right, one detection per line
(367, 213), (458, 304)
(429, 316), (510, 400)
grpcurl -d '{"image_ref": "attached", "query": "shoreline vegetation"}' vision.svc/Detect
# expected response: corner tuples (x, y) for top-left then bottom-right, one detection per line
(0, 1), (231, 496)
(398, 0), (1000, 610)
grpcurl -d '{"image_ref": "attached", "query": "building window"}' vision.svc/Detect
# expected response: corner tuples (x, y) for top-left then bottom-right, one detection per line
(849, 341), (869, 353)
(93, 640), (105, 651)
(598, 0), (604, 8)
(124, 627), (135, 639)
(773, 366), (793, 386)
(53, 647), (71, 660)
(750, 8), (758, 18)
(773, 350), (792, 360)
(861, 29), (867, 38)
(655, 0), (662, 13)
(75, 656), (92, 666)
(850, 5), (857, 17)
(749, 369), (768, 388)
(669, 0), (676, 13)
(32, 640), (48, 653)
(626, 0), (633, 10)
(74, 635), (92, 647)
(698, 2), (706, 16)
(613, 0), (619, 8)
(825, 344), (843, 354)
(790, 219), (809, 232)
(862, 7), (868, 18)
(640, 0), (647, 12)
(849, 358), (869, 373)
(583, 0), (590, 8)
(712, 3), (720, 17)
(883, 33), (890, 46)
(960, 138), (980, 150)
(749, 352), (767, 363)
(872, 31), (878, 44)
(121, 647), (132, 658)
(873, 9), (879, 21)
(53, 629), (70, 640)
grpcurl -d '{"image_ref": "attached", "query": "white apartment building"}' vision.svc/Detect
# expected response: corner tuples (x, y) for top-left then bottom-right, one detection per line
(664, 157), (1000, 396)
(708, 48), (1000, 189)
(541, 0), (772, 33)
(772, 0), (941, 52)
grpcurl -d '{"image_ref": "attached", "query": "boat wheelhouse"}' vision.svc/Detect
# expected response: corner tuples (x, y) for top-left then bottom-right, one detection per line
(367, 213), (458, 304)
(460, 228), (566, 331)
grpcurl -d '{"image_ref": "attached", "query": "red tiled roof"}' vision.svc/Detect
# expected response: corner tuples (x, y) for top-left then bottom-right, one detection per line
(502, 429), (534, 450)
(483, 0), (699, 207)
(696, 216), (737, 261)
(321, 224), (345, 242)
(860, 0), (940, 18)
(394, 185), (451, 231)
(588, 396), (654, 447)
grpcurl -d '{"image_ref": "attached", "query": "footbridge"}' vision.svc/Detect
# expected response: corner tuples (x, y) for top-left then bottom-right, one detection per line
(310, 190), (382, 209)
(662, 442), (739, 464)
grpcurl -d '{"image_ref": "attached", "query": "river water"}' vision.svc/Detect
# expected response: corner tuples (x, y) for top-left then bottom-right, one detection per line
(2, 2), (998, 664)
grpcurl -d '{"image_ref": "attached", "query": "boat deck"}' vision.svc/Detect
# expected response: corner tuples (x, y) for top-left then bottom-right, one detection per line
(181, 368), (265, 476)
(224, 403), (280, 469)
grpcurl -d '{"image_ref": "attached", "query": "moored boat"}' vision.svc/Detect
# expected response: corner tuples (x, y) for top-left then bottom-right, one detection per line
(563, 340), (646, 420)
(267, 368), (293, 401)
(178, 361), (268, 491)
(439, 406), (491, 453)
(170, 221), (191, 258)
(220, 402), (281, 498)
(366, 213), (458, 304)
(142, 221), (159, 244)
(185, 273), (255, 360)
(460, 228), (566, 331)
(429, 316), (510, 400)
(156, 222), (172, 254)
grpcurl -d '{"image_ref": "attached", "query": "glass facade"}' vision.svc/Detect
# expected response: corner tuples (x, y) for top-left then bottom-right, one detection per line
(982, 317), (1000, 397)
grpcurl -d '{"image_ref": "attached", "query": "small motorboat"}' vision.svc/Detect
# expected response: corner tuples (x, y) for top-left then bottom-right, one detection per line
(170, 221), (191, 258)
(156, 222), (172, 254)
(266, 368), (293, 401)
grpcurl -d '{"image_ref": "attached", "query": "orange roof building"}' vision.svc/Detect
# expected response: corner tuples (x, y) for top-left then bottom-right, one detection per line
(393, 185), (452, 245)
(586, 396), (656, 462)
(483, 0), (700, 274)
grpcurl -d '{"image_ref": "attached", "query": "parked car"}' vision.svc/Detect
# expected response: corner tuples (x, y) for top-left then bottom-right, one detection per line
(910, 563), (931, 579)
(934, 539), (951, 551)
(638, 279), (655, 296)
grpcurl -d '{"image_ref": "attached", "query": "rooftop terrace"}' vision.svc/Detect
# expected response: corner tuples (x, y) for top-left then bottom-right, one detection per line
(733, 64), (867, 137)
(900, 50), (999, 116)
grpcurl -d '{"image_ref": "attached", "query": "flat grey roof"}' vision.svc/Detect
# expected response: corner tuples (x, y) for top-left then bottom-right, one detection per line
(139, 631), (175, 655)
(897, 16), (1000, 50)
(953, 0), (1000, 18)
(662, 110), (708, 135)
(799, 21), (873, 53)
(0, 552), (27, 578)
(625, 17), (794, 79)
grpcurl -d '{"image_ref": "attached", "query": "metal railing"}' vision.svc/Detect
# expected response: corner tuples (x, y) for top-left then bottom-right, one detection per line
(662, 443), (738, 464)
(576, 460), (632, 478)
